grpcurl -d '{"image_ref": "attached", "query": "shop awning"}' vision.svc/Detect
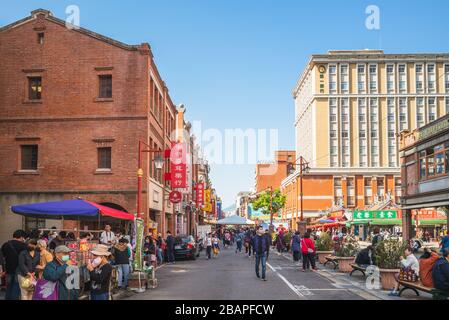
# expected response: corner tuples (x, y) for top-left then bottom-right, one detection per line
(351, 219), (370, 225)
(351, 219), (401, 226)
(11, 199), (135, 221)
(415, 219), (448, 226)
(370, 219), (402, 226)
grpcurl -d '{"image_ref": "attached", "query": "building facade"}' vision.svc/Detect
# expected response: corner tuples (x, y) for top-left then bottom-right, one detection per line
(255, 150), (296, 193)
(400, 113), (449, 240)
(282, 50), (449, 229)
(0, 9), (179, 242)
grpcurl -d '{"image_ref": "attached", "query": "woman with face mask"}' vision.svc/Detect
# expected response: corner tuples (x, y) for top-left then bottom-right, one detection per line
(42, 245), (79, 300)
(87, 244), (112, 300)
(16, 239), (40, 300)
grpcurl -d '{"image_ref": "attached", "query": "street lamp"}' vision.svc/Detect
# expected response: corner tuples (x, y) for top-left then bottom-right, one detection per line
(154, 154), (165, 170)
(293, 156), (310, 227)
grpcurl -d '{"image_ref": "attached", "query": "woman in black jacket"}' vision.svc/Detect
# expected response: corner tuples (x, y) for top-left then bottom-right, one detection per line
(16, 239), (40, 300)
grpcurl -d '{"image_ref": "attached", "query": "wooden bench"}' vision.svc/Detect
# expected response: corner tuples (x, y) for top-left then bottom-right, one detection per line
(349, 263), (368, 277)
(398, 280), (449, 300)
(323, 256), (338, 270)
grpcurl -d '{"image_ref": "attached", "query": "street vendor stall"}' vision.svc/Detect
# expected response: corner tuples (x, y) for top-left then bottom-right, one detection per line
(10, 199), (135, 298)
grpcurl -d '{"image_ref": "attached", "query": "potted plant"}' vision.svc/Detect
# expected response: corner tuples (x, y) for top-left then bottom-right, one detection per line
(315, 232), (334, 264)
(374, 238), (407, 290)
(334, 234), (359, 272)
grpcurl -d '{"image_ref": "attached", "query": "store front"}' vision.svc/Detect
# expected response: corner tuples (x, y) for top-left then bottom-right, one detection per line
(350, 209), (402, 240)
(400, 114), (449, 241)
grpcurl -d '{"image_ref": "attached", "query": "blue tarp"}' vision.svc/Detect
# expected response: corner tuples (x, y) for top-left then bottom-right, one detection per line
(318, 219), (336, 224)
(11, 199), (99, 220)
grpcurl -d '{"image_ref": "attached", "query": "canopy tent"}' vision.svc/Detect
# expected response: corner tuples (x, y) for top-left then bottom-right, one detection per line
(259, 222), (270, 230)
(216, 215), (255, 225)
(11, 199), (135, 221)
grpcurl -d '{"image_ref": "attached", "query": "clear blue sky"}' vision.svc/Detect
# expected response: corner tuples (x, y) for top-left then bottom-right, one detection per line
(3, 0), (449, 207)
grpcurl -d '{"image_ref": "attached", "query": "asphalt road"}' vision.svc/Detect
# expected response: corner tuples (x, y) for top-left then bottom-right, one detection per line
(126, 244), (365, 300)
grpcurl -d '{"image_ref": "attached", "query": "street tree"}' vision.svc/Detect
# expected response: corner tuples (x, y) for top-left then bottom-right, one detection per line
(251, 189), (286, 219)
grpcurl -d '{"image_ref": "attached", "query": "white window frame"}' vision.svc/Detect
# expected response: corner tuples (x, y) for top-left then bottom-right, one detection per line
(426, 63), (436, 94)
(398, 64), (407, 93)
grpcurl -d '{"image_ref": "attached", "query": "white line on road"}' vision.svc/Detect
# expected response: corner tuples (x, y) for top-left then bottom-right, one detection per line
(267, 262), (305, 299)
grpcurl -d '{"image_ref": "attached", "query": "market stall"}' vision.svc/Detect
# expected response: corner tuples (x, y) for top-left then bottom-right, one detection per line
(11, 199), (135, 297)
(216, 215), (255, 225)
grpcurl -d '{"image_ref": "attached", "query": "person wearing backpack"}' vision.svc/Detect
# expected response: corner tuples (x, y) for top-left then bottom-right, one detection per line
(301, 232), (317, 272)
(291, 231), (301, 263)
(1, 230), (27, 300)
(371, 227), (382, 247)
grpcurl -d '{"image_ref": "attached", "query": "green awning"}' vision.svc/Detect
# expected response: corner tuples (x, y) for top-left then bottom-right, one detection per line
(416, 219), (447, 226)
(370, 219), (402, 226)
(351, 220), (371, 225)
(351, 219), (400, 226)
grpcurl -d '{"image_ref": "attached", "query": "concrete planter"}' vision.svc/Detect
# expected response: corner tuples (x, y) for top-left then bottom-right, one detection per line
(336, 256), (355, 273)
(379, 268), (400, 290)
(316, 251), (333, 264)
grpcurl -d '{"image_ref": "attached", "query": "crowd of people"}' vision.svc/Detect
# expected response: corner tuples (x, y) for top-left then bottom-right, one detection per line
(0, 224), (182, 300)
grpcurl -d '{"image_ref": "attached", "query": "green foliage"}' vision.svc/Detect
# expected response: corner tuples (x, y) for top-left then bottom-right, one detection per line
(374, 238), (407, 269)
(335, 234), (360, 257)
(252, 189), (286, 216)
(315, 232), (334, 251)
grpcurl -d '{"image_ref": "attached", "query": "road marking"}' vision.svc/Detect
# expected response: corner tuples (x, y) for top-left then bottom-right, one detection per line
(267, 262), (304, 298)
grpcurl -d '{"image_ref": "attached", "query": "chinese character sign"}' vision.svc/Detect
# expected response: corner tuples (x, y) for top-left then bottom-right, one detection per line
(204, 189), (212, 212)
(217, 201), (222, 220)
(170, 142), (187, 188)
(353, 210), (397, 220)
(196, 183), (204, 207)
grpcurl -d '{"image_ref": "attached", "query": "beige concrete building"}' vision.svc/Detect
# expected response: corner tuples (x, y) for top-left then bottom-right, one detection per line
(294, 50), (449, 171)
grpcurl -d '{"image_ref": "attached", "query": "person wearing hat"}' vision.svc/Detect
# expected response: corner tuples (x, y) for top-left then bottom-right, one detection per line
(87, 244), (112, 300)
(43, 245), (79, 300)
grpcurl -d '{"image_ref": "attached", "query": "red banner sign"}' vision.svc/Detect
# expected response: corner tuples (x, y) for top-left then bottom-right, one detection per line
(196, 183), (204, 207)
(170, 142), (187, 189)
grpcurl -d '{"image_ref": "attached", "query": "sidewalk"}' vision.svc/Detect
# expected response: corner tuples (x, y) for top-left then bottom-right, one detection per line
(277, 251), (434, 300)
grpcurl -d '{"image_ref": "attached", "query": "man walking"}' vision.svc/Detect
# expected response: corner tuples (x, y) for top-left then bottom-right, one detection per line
(251, 226), (270, 281)
(1, 230), (27, 300)
(235, 230), (243, 253)
(205, 233), (213, 259)
(166, 231), (175, 264)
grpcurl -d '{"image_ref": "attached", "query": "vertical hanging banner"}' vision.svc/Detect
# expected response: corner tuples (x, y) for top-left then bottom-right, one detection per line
(196, 183), (204, 207)
(217, 201), (222, 220)
(133, 218), (144, 271)
(204, 189), (212, 212)
(170, 142), (187, 188)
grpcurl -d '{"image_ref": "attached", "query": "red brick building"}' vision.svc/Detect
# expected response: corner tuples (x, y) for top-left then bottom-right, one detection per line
(255, 150), (296, 193)
(0, 9), (178, 242)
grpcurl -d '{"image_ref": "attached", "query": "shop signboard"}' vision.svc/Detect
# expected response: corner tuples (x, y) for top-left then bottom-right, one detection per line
(203, 189), (212, 212)
(170, 142), (187, 188)
(196, 183), (204, 207)
(353, 210), (397, 220)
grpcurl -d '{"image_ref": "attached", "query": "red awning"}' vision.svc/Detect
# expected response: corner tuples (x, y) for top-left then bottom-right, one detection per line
(86, 201), (135, 221)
